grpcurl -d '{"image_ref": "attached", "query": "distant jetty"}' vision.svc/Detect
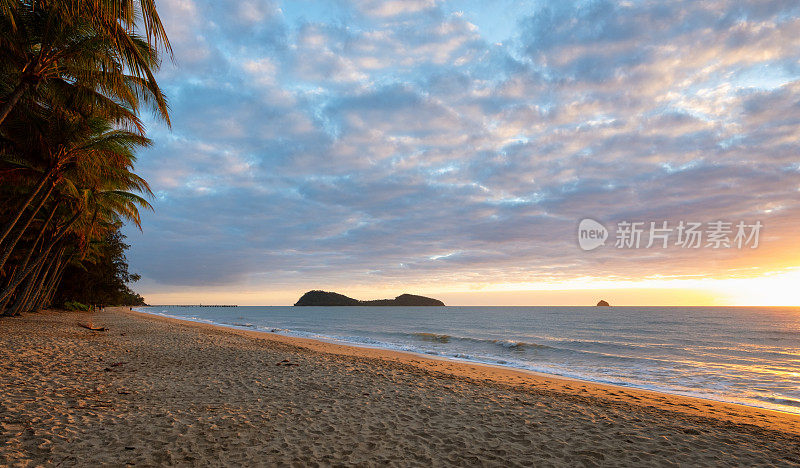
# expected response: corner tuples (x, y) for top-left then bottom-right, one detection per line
(157, 304), (238, 308)
(294, 290), (445, 307)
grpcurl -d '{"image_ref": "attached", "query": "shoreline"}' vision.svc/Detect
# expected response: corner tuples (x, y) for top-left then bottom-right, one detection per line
(127, 307), (800, 435)
(3, 307), (799, 466)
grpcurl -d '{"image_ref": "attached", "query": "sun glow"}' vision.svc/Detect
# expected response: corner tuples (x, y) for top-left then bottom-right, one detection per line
(711, 268), (800, 307)
(453, 268), (800, 306)
(139, 267), (800, 307)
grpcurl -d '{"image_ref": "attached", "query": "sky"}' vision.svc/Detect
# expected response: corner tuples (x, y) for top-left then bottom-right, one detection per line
(124, 0), (800, 306)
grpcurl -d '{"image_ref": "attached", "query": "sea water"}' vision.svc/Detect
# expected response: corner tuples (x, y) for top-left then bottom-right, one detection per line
(135, 305), (800, 414)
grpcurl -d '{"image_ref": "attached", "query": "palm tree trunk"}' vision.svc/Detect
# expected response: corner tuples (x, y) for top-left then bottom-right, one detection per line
(0, 167), (55, 249)
(4, 248), (50, 315)
(32, 253), (66, 311)
(15, 247), (62, 315)
(0, 185), (55, 273)
(0, 245), (53, 312)
(0, 210), (80, 305)
(7, 250), (51, 316)
(40, 260), (67, 310)
(0, 200), (58, 288)
(28, 250), (61, 312)
(0, 80), (28, 127)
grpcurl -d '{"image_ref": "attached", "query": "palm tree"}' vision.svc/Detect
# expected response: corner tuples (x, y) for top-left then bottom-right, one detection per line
(0, 163), (154, 314)
(0, 0), (171, 126)
(0, 0), (171, 258)
(0, 112), (152, 306)
(0, 102), (149, 262)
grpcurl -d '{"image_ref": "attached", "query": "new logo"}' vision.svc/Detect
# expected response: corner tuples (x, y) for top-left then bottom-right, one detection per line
(578, 219), (608, 251)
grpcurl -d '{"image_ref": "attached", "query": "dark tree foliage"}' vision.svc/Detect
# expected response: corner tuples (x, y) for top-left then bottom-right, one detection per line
(53, 229), (146, 307)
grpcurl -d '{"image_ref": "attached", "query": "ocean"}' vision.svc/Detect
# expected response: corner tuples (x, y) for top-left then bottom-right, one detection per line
(135, 305), (800, 414)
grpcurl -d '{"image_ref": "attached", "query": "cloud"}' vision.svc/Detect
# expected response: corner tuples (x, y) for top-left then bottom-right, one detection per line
(125, 0), (800, 293)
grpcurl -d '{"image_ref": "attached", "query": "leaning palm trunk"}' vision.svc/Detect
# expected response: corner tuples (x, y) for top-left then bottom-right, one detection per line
(13, 247), (63, 315)
(32, 252), (67, 311)
(0, 242), (48, 315)
(28, 248), (64, 313)
(11, 270), (42, 315)
(0, 167), (56, 249)
(0, 210), (80, 305)
(2, 268), (35, 316)
(6, 248), (53, 316)
(0, 201), (59, 291)
(0, 243), (53, 313)
(38, 258), (68, 310)
(0, 235), (42, 314)
(0, 185), (56, 273)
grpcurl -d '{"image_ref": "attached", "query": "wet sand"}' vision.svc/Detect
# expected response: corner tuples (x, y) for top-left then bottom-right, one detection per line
(1, 308), (799, 466)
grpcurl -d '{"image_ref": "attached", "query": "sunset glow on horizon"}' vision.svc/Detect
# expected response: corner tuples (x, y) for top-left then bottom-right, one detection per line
(139, 267), (800, 307)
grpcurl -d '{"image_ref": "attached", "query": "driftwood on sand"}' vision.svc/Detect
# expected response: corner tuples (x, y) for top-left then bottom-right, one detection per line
(77, 322), (107, 331)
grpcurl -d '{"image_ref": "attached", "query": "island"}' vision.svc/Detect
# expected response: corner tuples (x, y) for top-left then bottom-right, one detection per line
(294, 290), (445, 306)
(596, 300), (610, 307)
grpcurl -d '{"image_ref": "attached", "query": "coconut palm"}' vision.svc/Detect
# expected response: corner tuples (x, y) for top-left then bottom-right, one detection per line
(0, 0), (169, 255)
(0, 104), (149, 264)
(0, 0), (171, 126)
(0, 168), (153, 314)
(0, 113), (152, 308)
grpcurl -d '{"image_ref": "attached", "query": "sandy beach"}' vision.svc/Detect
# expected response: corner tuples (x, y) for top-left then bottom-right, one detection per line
(1, 308), (799, 467)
